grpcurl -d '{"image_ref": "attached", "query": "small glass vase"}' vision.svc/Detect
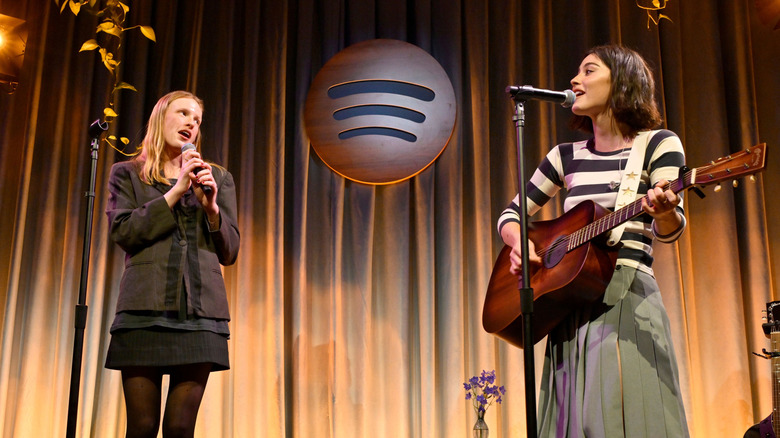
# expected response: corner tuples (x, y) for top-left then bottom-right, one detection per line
(473, 412), (489, 438)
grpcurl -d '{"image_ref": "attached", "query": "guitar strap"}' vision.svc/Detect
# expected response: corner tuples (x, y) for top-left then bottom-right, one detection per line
(606, 130), (652, 246)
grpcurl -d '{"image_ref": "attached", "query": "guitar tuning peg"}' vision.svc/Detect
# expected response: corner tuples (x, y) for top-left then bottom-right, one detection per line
(733, 180), (739, 188)
(714, 184), (722, 192)
(750, 175), (756, 182)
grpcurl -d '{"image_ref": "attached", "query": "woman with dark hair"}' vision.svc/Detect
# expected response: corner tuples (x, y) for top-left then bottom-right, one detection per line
(105, 90), (240, 437)
(498, 45), (689, 436)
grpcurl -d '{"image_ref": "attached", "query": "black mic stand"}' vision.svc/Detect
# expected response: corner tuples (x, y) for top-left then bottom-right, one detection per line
(66, 119), (108, 438)
(509, 97), (538, 437)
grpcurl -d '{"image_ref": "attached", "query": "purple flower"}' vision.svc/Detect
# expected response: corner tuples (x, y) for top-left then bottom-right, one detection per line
(463, 369), (505, 417)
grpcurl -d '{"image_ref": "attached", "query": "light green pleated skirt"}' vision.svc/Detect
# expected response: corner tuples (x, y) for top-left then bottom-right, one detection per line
(537, 265), (689, 438)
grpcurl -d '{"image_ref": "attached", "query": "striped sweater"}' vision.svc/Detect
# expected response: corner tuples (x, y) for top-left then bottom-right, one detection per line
(497, 129), (686, 273)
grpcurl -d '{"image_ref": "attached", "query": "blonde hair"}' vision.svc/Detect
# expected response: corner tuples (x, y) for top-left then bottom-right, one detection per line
(135, 90), (205, 185)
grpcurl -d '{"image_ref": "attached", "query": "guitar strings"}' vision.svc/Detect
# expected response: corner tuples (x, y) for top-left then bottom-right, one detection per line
(532, 169), (693, 260)
(529, 151), (754, 261)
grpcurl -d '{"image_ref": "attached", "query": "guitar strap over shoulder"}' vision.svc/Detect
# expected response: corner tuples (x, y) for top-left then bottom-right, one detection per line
(606, 130), (652, 246)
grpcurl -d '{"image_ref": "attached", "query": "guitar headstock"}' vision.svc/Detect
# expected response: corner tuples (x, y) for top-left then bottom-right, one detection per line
(690, 143), (767, 187)
(763, 300), (780, 337)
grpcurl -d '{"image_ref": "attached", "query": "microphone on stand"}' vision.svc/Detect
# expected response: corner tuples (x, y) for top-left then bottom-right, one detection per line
(506, 85), (576, 108)
(181, 142), (212, 194)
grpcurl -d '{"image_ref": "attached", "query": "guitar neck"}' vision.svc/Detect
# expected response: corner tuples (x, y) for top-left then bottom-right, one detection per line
(570, 143), (766, 248)
(572, 177), (688, 247)
(558, 143), (766, 253)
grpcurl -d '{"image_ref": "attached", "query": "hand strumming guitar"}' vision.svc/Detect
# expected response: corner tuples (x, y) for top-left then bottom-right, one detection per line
(500, 221), (542, 276)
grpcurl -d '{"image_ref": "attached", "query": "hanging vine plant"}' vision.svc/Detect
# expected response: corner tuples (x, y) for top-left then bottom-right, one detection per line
(636, 0), (673, 29)
(55, 0), (155, 152)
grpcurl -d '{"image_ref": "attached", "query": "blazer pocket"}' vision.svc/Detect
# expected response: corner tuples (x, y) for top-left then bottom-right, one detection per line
(117, 263), (166, 311)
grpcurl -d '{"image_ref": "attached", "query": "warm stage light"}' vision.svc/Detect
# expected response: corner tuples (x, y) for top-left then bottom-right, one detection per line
(0, 13), (27, 90)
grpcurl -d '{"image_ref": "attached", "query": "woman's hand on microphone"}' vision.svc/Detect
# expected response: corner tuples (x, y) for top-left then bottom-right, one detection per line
(181, 150), (219, 215)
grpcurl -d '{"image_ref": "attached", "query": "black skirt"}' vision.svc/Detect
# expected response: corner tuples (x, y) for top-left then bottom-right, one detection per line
(105, 327), (229, 372)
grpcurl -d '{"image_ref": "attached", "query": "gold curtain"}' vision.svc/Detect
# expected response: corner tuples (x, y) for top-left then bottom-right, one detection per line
(1, 0), (778, 436)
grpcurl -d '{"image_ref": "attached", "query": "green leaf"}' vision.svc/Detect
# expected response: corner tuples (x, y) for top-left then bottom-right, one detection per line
(119, 2), (129, 14)
(78, 39), (100, 52)
(100, 58), (118, 74)
(104, 61), (119, 73)
(104, 107), (118, 118)
(108, 135), (117, 140)
(113, 81), (138, 93)
(139, 25), (156, 42)
(98, 48), (118, 73)
(104, 1), (126, 23)
(97, 21), (122, 38)
(69, 0), (81, 15)
(120, 137), (130, 145)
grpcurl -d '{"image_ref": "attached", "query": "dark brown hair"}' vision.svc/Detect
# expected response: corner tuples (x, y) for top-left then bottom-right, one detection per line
(569, 44), (662, 136)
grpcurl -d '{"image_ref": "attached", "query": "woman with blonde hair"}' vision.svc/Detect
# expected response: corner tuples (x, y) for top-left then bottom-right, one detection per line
(105, 90), (240, 437)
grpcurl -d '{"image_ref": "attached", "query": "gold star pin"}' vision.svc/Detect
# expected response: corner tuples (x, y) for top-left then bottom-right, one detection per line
(626, 171), (638, 180)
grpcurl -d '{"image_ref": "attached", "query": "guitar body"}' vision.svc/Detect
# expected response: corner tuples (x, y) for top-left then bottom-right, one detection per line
(482, 200), (619, 348)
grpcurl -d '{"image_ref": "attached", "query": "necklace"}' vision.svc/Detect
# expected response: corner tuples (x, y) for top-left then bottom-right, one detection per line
(608, 152), (626, 191)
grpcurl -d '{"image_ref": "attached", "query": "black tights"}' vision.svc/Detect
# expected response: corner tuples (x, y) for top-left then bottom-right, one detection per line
(121, 363), (212, 438)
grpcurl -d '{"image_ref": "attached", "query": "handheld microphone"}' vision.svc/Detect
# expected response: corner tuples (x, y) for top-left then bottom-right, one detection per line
(181, 143), (212, 194)
(506, 85), (576, 108)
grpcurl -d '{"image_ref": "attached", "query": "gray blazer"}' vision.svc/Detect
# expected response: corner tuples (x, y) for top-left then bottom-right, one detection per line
(106, 160), (240, 319)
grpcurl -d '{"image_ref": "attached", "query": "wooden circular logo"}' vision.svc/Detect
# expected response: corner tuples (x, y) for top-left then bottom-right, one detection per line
(304, 39), (456, 185)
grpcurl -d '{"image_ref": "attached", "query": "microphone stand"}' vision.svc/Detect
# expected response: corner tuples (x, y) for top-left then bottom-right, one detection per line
(66, 119), (108, 438)
(509, 97), (538, 437)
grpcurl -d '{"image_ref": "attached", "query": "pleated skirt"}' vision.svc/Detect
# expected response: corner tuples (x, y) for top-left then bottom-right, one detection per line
(537, 265), (689, 438)
(105, 327), (230, 372)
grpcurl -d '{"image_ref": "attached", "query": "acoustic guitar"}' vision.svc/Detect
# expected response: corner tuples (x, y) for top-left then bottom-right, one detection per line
(482, 143), (767, 348)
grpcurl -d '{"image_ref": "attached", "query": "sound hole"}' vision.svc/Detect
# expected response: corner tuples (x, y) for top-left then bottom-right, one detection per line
(544, 236), (567, 269)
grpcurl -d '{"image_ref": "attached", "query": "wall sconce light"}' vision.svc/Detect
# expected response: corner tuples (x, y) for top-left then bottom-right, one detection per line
(0, 13), (27, 93)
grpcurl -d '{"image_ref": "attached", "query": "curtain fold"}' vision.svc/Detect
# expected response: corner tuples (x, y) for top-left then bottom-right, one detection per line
(1, 0), (778, 436)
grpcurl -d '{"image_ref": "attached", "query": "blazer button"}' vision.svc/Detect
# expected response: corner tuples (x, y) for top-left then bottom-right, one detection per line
(179, 239), (187, 246)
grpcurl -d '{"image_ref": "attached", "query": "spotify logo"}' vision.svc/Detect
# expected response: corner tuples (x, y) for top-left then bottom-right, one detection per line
(304, 39), (456, 185)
